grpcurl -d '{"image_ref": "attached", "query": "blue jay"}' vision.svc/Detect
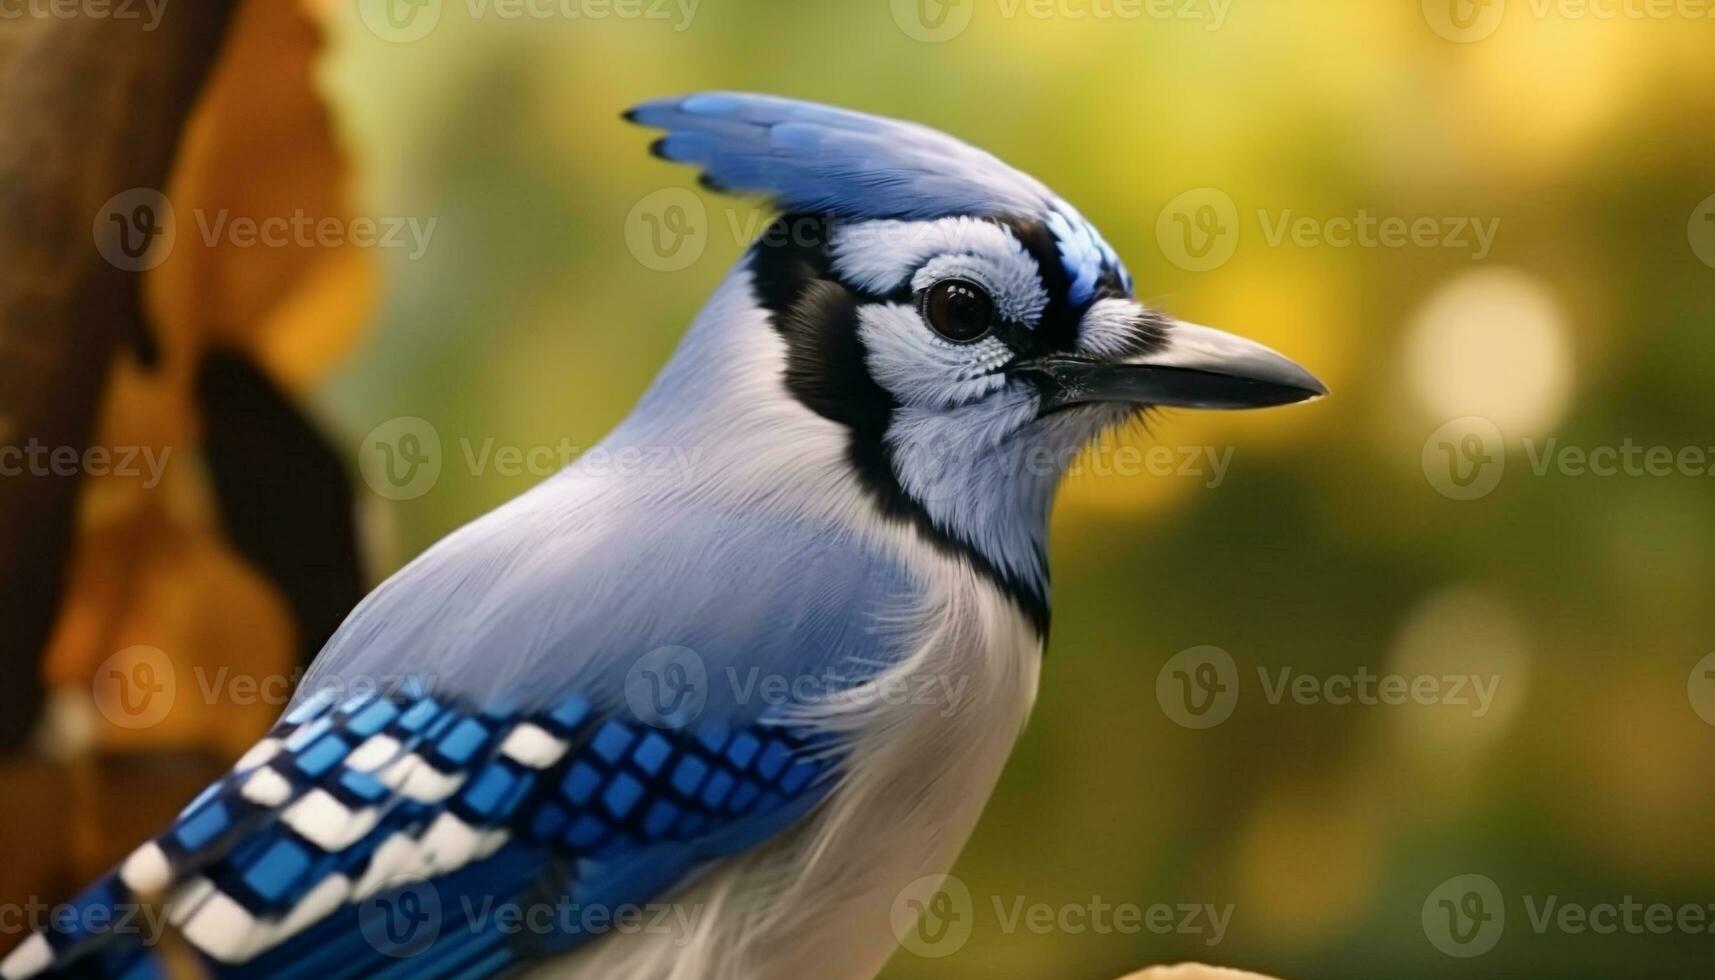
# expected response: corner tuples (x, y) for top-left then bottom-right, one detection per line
(6, 93), (1323, 980)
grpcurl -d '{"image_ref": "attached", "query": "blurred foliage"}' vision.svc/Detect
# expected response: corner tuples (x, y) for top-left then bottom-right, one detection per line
(3, 0), (374, 899)
(307, 4), (1715, 976)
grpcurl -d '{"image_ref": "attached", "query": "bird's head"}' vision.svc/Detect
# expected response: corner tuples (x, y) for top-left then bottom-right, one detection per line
(627, 93), (1324, 621)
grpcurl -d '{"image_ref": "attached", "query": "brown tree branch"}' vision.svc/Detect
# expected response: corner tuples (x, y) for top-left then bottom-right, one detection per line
(0, 5), (239, 749)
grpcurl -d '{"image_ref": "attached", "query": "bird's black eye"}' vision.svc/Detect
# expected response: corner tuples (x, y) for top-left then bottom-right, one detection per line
(919, 278), (995, 344)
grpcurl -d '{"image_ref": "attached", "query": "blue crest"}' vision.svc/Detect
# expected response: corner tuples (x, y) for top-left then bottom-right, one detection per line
(627, 92), (1130, 304)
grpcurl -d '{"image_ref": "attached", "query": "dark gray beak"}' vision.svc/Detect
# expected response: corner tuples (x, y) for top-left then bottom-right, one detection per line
(1022, 321), (1328, 412)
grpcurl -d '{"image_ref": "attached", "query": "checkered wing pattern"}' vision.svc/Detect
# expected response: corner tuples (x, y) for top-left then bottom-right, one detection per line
(6, 690), (836, 980)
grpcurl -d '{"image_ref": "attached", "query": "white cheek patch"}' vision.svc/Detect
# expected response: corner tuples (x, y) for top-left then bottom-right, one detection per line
(830, 217), (1048, 325)
(1077, 298), (1151, 358)
(857, 303), (1009, 409)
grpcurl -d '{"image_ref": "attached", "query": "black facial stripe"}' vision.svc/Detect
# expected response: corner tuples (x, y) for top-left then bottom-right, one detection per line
(747, 214), (1050, 637)
(995, 215), (1146, 355)
(996, 217), (1082, 354)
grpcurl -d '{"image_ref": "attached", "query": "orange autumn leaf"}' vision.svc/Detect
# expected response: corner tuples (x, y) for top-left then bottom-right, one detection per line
(144, 0), (377, 386)
(42, 0), (376, 760)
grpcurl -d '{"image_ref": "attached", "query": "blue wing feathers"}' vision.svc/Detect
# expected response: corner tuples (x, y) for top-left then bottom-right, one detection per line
(21, 689), (839, 979)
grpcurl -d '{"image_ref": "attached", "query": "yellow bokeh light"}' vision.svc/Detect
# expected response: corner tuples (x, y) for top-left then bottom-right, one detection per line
(1405, 267), (1575, 435)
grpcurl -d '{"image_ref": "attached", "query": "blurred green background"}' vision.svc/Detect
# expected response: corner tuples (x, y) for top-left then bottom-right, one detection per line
(311, 2), (1715, 976)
